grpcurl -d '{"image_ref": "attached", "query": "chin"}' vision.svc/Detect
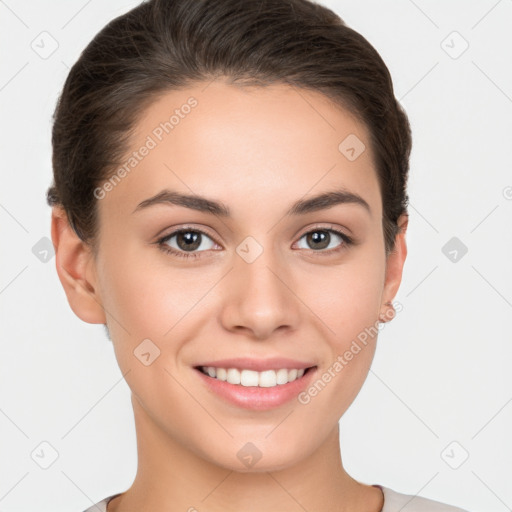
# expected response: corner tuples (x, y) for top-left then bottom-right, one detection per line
(200, 438), (310, 474)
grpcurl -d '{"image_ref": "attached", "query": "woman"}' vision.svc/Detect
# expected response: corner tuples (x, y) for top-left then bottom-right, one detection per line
(47, 0), (469, 510)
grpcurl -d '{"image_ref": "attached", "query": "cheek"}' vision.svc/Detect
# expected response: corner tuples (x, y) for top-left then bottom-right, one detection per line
(97, 246), (209, 338)
(299, 244), (385, 406)
(308, 249), (386, 345)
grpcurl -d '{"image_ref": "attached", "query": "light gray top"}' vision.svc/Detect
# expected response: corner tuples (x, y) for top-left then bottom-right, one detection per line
(83, 485), (469, 511)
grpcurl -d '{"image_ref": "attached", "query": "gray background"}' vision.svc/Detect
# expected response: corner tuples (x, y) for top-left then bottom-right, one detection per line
(1, 1), (511, 510)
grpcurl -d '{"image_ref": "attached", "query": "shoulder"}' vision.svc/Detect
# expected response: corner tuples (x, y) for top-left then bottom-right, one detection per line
(379, 485), (469, 512)
(83, 494), (119, 512)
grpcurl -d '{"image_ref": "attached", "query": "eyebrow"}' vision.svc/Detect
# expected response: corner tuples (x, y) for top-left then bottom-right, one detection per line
(133, 188), (371, 217)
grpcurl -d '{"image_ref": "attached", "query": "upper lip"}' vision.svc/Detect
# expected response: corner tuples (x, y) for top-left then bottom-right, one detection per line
(194, 357), (316, 372)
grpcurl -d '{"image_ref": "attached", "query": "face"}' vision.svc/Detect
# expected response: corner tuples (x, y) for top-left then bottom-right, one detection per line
(65, 80), (406, 472)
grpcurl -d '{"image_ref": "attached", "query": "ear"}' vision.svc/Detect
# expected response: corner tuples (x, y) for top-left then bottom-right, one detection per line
(51, 207), (106, 324)
(380, 213), (408, 310)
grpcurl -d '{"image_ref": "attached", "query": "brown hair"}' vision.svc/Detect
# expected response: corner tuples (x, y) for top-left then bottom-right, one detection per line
(47, 0), (411, 255)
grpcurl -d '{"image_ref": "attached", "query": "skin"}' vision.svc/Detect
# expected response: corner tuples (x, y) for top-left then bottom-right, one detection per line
(52, 80), (408, 512)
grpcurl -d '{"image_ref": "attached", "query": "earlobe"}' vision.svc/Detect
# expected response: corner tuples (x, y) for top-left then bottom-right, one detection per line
(380, 214), (408, 321)
(51, 207), (106, 324)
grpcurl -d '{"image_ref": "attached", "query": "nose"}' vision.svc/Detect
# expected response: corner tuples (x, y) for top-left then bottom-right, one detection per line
(219, 245), (302, 340)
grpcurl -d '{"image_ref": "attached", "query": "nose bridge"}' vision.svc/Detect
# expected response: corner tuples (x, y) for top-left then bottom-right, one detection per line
(219, 234), (301, 338)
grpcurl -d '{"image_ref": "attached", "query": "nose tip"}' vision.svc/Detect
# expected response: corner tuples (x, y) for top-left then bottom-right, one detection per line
(219, 254), (301, 340)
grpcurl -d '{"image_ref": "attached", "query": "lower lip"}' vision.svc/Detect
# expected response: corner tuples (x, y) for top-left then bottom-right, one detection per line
(194, 367), (317, 411)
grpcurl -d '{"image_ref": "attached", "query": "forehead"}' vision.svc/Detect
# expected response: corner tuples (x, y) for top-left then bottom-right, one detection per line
(100, 80), (381, 222)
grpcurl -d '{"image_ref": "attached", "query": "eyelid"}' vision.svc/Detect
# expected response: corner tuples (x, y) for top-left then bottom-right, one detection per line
(157, 223), (351, 245)
(291, 221), (353, 244)
(156, 222), (354, 259)
(156, 224), (220, 245)
(295, 222), (351, 239)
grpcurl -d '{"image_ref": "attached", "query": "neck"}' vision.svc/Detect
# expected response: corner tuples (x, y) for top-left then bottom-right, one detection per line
(107, 395), (383, 512)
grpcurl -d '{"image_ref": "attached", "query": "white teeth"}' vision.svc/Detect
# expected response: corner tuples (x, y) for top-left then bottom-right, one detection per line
(259, 370), (276, 387)
(200, 366), (310, 387)
(226, 368), (241, 385)
(240, 370), (259, 387)
(276, 368), (289, 385)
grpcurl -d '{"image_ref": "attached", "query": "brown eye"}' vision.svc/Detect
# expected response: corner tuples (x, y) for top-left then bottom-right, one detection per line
(160, 229), (217, 256)
(295, 228), (353, 254)
(175, 231), (202, 251)
(305, 230), (330, 250)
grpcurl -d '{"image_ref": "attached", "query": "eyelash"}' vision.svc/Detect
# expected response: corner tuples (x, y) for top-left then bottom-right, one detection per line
(156, 225), (354, 260)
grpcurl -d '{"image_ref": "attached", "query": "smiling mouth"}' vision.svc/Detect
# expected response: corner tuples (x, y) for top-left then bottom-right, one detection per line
(194, 365), (316, 388)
